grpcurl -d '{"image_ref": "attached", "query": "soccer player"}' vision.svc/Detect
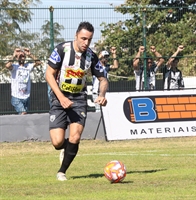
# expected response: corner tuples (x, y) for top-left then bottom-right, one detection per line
(45, 21), (108, 181)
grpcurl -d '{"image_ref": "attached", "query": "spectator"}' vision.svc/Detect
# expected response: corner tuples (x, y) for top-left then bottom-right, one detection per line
(5, 48), (41, 114)
(92, 47), (118, 112)
(45, 21), (108, 181)
(133, 46), (164, 90)
(163, 45), (185, 90)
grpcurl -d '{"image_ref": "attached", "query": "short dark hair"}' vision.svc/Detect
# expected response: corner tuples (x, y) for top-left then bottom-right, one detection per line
(76, 21), (94, 34)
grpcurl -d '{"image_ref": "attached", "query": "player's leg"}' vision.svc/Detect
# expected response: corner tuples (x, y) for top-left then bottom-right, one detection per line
(57, 123), (84, 177)
(49, 96), (69, 180)
(50, 128), (69, 181)
(50, 128), (66, 148)
(57, 94), (87, 180)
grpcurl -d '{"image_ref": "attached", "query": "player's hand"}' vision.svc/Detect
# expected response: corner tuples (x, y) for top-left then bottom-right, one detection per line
(94, 96), (107, 106)
(59, 96), (74, 109)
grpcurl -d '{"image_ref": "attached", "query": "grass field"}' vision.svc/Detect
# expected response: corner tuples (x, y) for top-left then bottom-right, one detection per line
(1, 137), (196, 200)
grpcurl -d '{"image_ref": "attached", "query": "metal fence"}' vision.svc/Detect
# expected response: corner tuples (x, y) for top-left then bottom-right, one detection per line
(0, 6), (195, 115)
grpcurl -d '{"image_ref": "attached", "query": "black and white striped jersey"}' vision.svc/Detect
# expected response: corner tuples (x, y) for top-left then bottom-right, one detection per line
(163, 65), (184, 90)
(48, 41), (104, 94)
(134, 62), (159, 90)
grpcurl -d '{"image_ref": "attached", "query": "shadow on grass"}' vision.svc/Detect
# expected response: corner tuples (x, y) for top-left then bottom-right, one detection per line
(129, 168), (167, 174)
(71, 168), (166, 180)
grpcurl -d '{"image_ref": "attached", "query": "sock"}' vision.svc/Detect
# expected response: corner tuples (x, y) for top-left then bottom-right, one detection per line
(55, 138), (69, 150)
(58, 141), (79, 174)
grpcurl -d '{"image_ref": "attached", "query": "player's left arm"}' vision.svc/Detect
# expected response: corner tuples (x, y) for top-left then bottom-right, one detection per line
(95, 76), (108, 106)
(91, 53), (108, 106)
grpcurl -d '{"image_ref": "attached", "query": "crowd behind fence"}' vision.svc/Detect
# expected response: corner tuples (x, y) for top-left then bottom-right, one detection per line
(0, 6), (195, 115)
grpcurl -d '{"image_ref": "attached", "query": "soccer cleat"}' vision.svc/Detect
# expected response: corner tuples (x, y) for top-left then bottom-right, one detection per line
(57, 172), (67, 181)
(59, 149), (64, 165)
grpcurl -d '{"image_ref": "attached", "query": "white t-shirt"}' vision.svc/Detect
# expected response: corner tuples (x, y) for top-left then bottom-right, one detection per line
(11, 63), (34, 99)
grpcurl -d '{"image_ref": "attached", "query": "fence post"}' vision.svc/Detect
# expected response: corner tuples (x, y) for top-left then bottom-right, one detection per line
(49, 6), (54, 53)
(142, 8), (147, 90)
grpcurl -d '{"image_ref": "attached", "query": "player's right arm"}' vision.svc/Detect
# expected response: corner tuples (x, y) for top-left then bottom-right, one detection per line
(46, 45), (74, 109)
(45, 65), (74, 109)
(133, 46), (145, 71)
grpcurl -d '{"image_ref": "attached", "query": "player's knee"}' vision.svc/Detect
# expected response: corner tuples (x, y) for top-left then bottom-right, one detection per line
(69, 134), (81, 144)
(51, 138), (64, 149)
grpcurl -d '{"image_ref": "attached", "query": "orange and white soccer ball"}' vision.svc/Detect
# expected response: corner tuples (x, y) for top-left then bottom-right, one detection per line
(104, 160), (126, 183)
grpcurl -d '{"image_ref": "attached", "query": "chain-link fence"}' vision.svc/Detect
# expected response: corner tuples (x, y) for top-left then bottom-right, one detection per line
(0, 6), (195, 114)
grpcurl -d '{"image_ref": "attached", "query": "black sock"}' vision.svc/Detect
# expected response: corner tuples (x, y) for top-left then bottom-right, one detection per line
(55, 138), (69, 150)
(58, 141), (79, 173)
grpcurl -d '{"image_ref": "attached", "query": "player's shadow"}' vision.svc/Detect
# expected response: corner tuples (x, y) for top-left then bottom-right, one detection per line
(71, 168), (166, 181)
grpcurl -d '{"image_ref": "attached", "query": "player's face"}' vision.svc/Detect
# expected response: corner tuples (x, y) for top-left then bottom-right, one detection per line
(75, 29), (93, 53)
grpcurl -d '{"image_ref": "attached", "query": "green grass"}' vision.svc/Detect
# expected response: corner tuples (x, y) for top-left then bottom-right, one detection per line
(1, 137), (196, 200)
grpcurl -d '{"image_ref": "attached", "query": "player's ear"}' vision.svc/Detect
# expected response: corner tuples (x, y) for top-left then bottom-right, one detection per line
(74, 34), (77, 40)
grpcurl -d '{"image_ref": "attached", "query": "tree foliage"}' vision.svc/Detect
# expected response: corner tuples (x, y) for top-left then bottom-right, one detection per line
(0, 0), (64, 82)
(0, 0), (41, 57)
(95, 0), (196, 79)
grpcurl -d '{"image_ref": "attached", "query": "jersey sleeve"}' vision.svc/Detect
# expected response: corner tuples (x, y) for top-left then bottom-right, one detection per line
(90, 53), (105, 78)
(48, 43), (64, 70)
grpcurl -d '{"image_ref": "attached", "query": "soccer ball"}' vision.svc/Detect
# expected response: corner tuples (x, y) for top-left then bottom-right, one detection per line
(104, 160), (126, 183)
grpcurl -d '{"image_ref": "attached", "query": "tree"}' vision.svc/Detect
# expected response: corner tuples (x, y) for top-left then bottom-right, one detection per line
(30, 20), (64, 82)
(0, 0), (41, 57)
(0, 0), (65, 82)
(95, 0), (196, 79)
(0, 0), (41, 82)
(38, 20), (64, 60)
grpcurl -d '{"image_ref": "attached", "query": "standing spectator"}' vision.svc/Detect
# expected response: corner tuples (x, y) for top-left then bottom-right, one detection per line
(5, 48), (41, 114)
(92, 47), (118, 112)
(163, 45), (185, 90)
(133, 46), (164, 90)
(45, 21), (108, 181)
